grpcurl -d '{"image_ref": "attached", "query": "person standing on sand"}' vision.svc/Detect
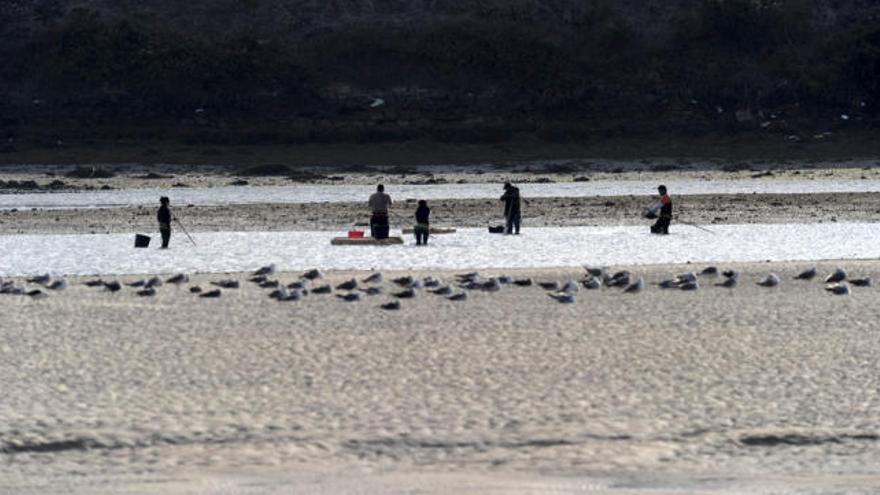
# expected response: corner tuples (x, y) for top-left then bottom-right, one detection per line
(157, 196), (172, 248)
(369, 184), (392, 239)
(645, 185), (673, 235)
(414, 200), (430, 245)
(500, 182), (521, 235)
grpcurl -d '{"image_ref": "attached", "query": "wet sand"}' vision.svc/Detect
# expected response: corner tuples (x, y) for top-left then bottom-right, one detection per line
(0, 192), (875, 235)
(2, 262), (880, 494)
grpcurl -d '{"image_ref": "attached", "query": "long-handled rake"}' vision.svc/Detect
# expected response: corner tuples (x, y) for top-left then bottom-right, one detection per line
(174, 218), (197, 246)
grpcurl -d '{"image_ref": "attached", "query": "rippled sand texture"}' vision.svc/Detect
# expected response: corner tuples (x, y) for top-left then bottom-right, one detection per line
(3, 262), (880, 494)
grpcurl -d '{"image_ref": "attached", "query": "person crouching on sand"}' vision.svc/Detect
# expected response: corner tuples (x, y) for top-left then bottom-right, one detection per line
(414, 200), (430, 245)
(645, 185), (672, 235)
(157, 196), (172, 248)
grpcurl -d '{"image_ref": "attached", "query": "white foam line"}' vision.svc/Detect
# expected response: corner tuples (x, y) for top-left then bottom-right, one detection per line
(0, 223), (877, 277)
(2, 179), (880, 209)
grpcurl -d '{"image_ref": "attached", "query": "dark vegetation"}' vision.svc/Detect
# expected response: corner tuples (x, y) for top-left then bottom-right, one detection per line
(1, 0), (879, 149)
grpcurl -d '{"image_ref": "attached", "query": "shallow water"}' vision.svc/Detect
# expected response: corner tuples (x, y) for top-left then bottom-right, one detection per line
(0, 222), (877, 276)
(2, 179), (880, 209)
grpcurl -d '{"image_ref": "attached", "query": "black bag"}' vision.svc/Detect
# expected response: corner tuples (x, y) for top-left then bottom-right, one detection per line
(134, 234), (151, 248)
(488, 225), (505, 234)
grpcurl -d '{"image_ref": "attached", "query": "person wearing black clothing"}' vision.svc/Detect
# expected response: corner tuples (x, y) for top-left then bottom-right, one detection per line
(414, 200), (430, 245)
(645, 185), (673, 235)
(500, 182), (521, 235)
(157, 196), (172, 248)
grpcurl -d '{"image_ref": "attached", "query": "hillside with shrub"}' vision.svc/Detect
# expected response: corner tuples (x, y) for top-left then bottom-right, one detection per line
(1, 0), (879, 151)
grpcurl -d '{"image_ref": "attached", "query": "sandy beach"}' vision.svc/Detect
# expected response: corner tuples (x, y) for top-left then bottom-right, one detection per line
(2, 262), (880, 494)
(2, 160), (880, 494)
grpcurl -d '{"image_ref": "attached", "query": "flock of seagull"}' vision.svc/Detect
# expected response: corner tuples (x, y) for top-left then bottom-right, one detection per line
(0, 264), (871, 307)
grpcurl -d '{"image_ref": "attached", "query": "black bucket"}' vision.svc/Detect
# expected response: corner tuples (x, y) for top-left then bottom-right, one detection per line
(488, 225), (505, 234)
(134, 234), (151, 248)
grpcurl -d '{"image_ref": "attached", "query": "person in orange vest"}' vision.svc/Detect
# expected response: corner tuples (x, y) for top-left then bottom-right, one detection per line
(645, 185), (672, 234)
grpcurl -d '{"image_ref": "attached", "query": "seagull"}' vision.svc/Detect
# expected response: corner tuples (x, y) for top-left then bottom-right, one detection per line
(447, 292), (467, 301)
(269, 287), (289, 300)
(624, 277), (644, 293)
(212, 279), (240, 289)
(271, 287), (302, 301)
(825, 268), (847, 284)
(48, 279), (67, 290)
(199, 289), (222, 298)
(538, 281), (560, 291)
(363, 272), (383, 284)
(513, 278), (533, 287)
(26, 274), (50, 285)
(311, 284), (332, 294)
(602, 271), (629, 286)
(549, 292), (576, 303)
(584, 267), (606, 278)
(1, 285), (24, 295)
(336, 278), (358, 291)
(481, 278), (501, 292)
(26, 289), (48, 299)
(104, 280), (122, 292)
(700, 266), (719, 276)
(381, 301), (401, 310)
(825, 283), (850, 295)
(189, 286), (203, 293)
(302, 269), (323, 280)
(145, 277), (163, 288)
(137, 287), (156, 297)
(757, 273), (780, 287)
(606, 273), (631, 288)
(393, 276), (414, 286)
(674, 272), (697, 284)
(850, 277), (873, 287)
(429, 286), (452, 295)
(287, 279), (309, 289)
(279, 290), (302, 301)
(582, 277), (601, 290)
(459, 280), (481, 290)
(394, 288), (416, 299)
(679, 281), (700, 291)
(166, 273), (189, 285)
(254, 264), (276, 276)
(336, 292), (361, 302)
(360, 286), (385, 295)
(794, 267), (817, 280)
